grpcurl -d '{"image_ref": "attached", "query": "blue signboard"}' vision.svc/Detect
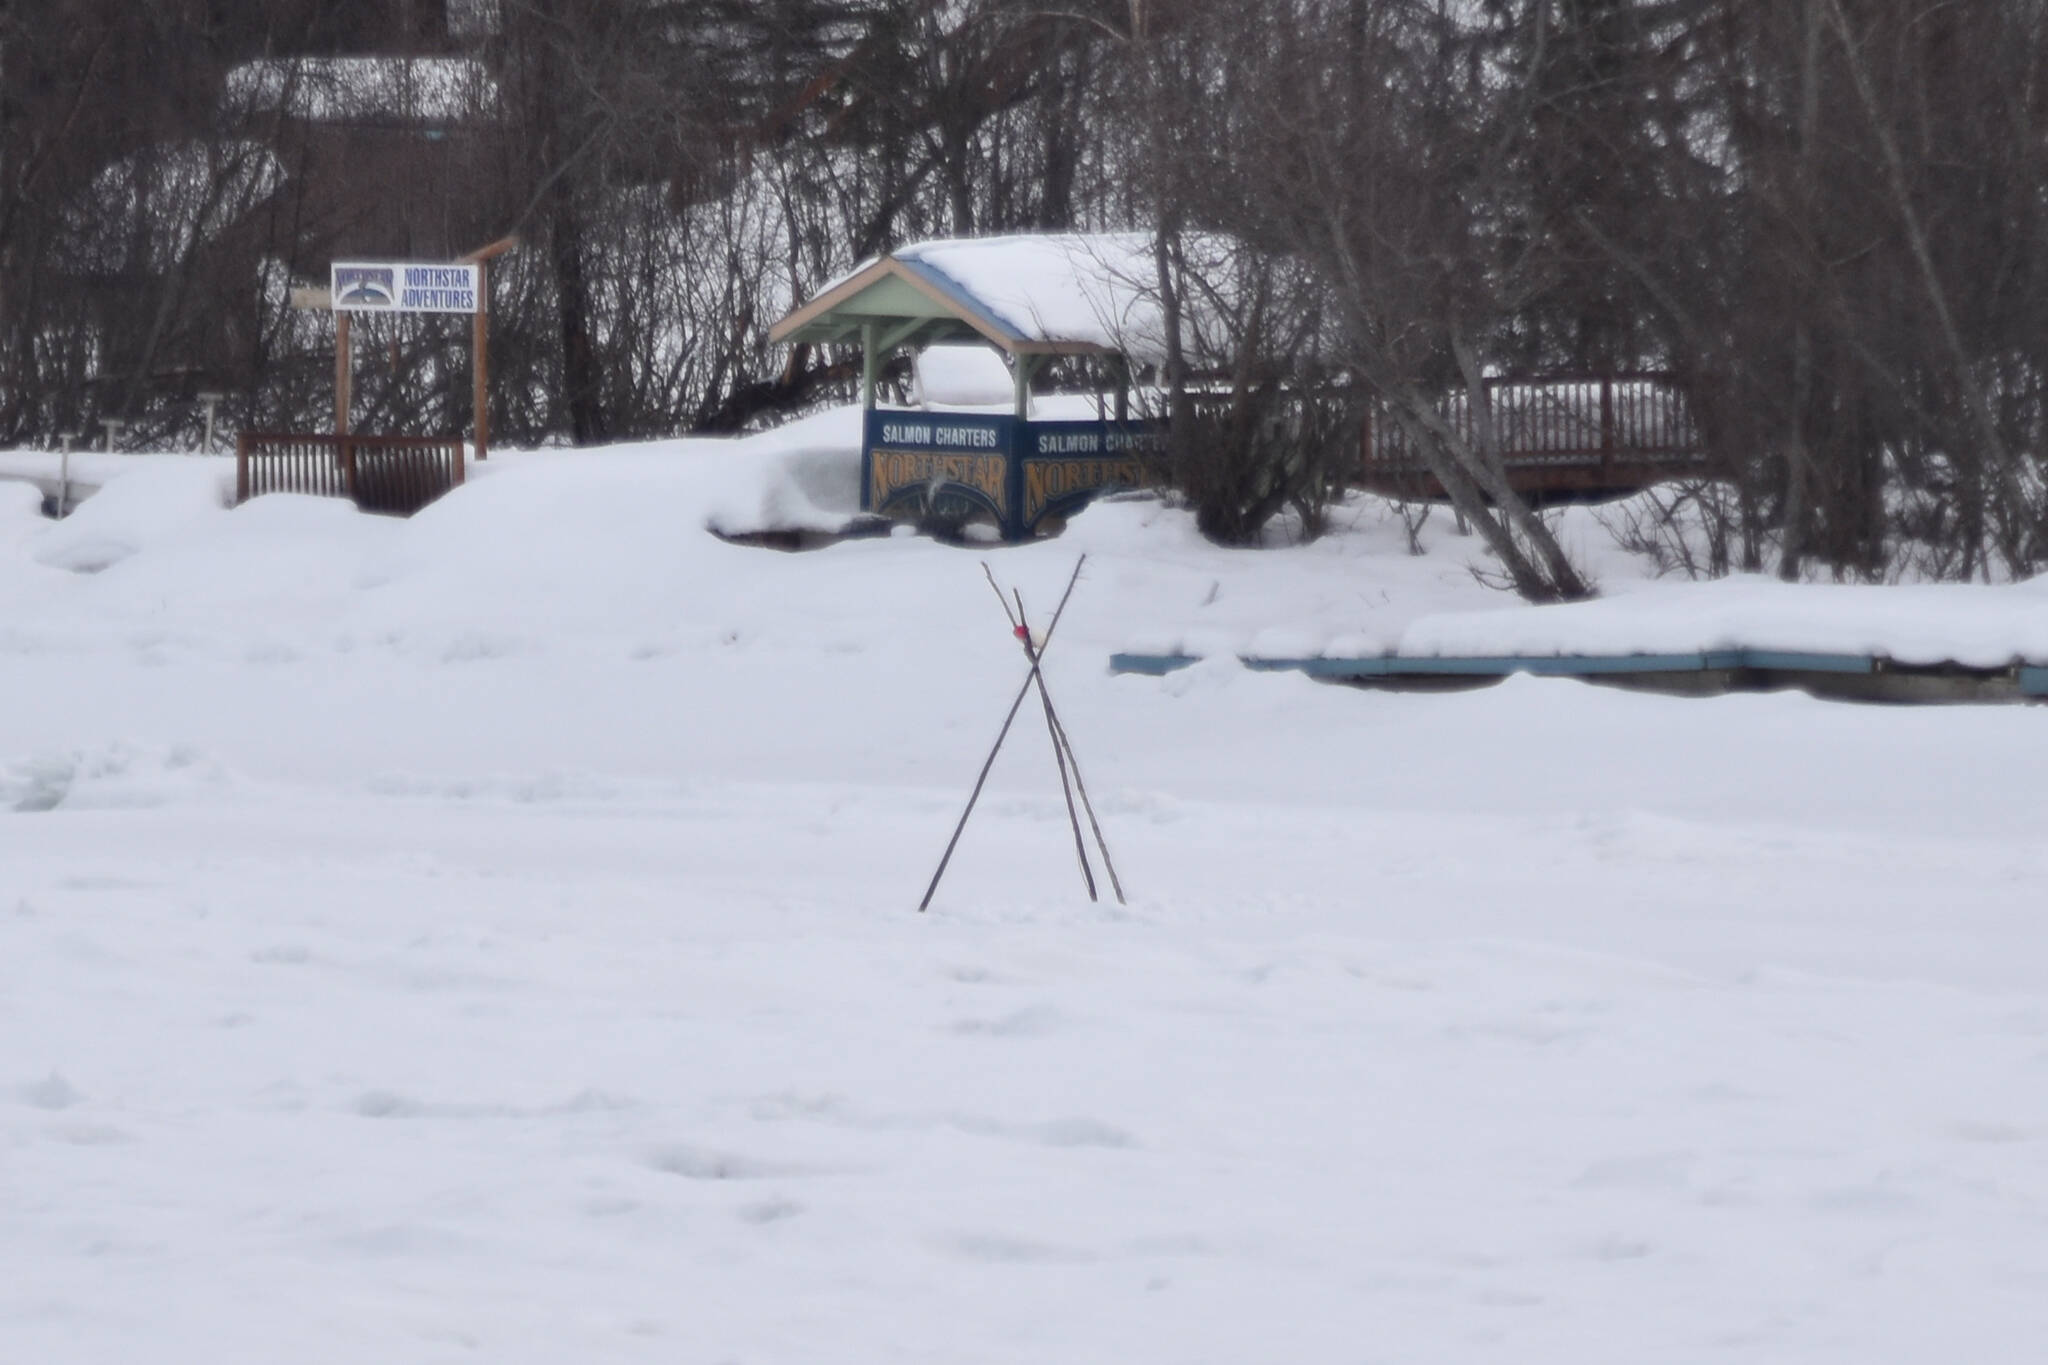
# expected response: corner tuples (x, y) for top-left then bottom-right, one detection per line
(1017, 420), (1157, 531)
(864, 411), (1016, 529)
(863, 410), (1158, 539)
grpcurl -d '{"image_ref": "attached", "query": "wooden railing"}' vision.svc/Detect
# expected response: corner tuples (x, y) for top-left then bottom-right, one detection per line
(1360, 373), (1707, 496)
(236, 432), (466, 515)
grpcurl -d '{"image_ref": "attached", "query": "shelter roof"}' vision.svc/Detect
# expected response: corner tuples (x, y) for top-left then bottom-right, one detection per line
(770, 233), (1164, 360)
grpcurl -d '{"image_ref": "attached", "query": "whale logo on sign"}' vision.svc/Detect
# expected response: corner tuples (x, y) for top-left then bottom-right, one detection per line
(333, 265), (397, 309)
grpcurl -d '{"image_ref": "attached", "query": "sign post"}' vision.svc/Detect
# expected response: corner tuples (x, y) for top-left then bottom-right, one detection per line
(329, 258), (490, 470)
(57, 432), (76, 516)
(197, 391), (226, 455)
(455, 236), (518, 464)
(335, 312), (351, 436)
(472, 271), (488, 463)
(321, 247), (513, 474)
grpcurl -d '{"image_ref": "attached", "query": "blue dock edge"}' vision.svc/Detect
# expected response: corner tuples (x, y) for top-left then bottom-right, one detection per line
(1112, 650), (2048, 696)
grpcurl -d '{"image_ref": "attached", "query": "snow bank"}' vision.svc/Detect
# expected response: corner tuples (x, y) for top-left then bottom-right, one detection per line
(0, 478), (43, 536)
(10, 419), (2048, 673)
(1, 741), (229, 813)
(1082, 492), (2048, 670)
(488, 406), (865, 544)
(32, 461), (231, 573)
(1399, 576), (2048, 668)
(78, 492), (406, 626)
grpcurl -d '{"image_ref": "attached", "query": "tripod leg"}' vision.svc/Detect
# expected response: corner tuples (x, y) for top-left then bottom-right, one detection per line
(921, 555), (1095, 913)
(917, 670), (1036, 913)
(1034, 668), (1096, 901)
(1045, 703), (1127, 905)
(1012, 585), (1098, 903)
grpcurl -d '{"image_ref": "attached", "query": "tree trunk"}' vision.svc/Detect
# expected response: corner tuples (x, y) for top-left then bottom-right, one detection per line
(1446, 330), (1593, 600)
(550, 180), (606, 445)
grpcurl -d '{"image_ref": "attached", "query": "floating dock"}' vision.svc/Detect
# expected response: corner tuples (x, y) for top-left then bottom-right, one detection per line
(1110, 649), (2048, 703)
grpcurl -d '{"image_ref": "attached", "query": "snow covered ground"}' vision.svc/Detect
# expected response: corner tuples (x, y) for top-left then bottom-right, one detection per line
(5, 419), (2048, 1363)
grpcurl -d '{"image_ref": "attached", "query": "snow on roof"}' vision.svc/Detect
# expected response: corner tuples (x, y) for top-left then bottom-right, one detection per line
(779, 231), (1226, 363)
(892, 233), (1162, 353)
(222, 57), (498, 125)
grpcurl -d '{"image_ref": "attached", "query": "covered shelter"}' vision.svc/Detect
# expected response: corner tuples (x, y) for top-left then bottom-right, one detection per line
(769, 234), (1164, 538)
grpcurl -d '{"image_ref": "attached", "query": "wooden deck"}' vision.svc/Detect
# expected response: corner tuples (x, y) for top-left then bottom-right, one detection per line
(1359, 373), (1710, 499)
(236, 432), (465, 516)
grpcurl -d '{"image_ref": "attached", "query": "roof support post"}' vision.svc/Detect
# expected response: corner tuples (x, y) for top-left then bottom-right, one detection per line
(861, 321), (879, 410)
(1014, 353), (1045, 420)
(335, 312), (352, 437)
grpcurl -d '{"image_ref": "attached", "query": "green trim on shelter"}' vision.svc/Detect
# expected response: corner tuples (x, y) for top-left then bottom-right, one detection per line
(769, 237), (1153, 538)
(770, 248), (1132, 418)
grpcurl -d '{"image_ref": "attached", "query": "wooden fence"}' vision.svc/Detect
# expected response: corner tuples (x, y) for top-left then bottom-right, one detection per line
(236, 432), (465, 515)
(1360, 373), (1708, 498)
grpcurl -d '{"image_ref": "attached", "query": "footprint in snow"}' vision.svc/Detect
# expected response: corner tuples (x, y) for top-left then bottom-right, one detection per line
(1571, 1152), (1694, 1192)
(948, 1005), (1064, 1038)
(1948, 1120), (2033, 1144)
(947, 1232), (1094, 1265)
(737, 1198), (804, 1224)
(950, 1113), (1135, 1149)
(52, 1123), (132, 1146)
(646, 1144), (803, 1182)
(1810, 1184), (1922, 1218)
(16, 1072), (83, 1110)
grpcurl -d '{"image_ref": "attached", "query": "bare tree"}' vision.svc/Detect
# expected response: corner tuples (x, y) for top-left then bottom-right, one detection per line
(1125, 0), (1594, 597)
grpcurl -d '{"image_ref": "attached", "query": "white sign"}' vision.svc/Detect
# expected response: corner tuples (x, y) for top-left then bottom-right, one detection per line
(331, 261), (480, 314)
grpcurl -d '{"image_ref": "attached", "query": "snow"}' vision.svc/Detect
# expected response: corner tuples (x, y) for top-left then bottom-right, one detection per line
(58, 141), (283, 276)
(28, 460), (233, 574)
(5, 415), (2048, 1362)
(804, 233), (1197, 360)
(3, 451), (135, 494)
(911, 343), (1014, 407)
(222, 57), (498, 125)
(896, 234), (1159, 353)
(446, 0), (501, 38)
(1393, 576), (2048, 667)
(801, 229), (1254, 361)
(1069, 495), (2048, 670)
